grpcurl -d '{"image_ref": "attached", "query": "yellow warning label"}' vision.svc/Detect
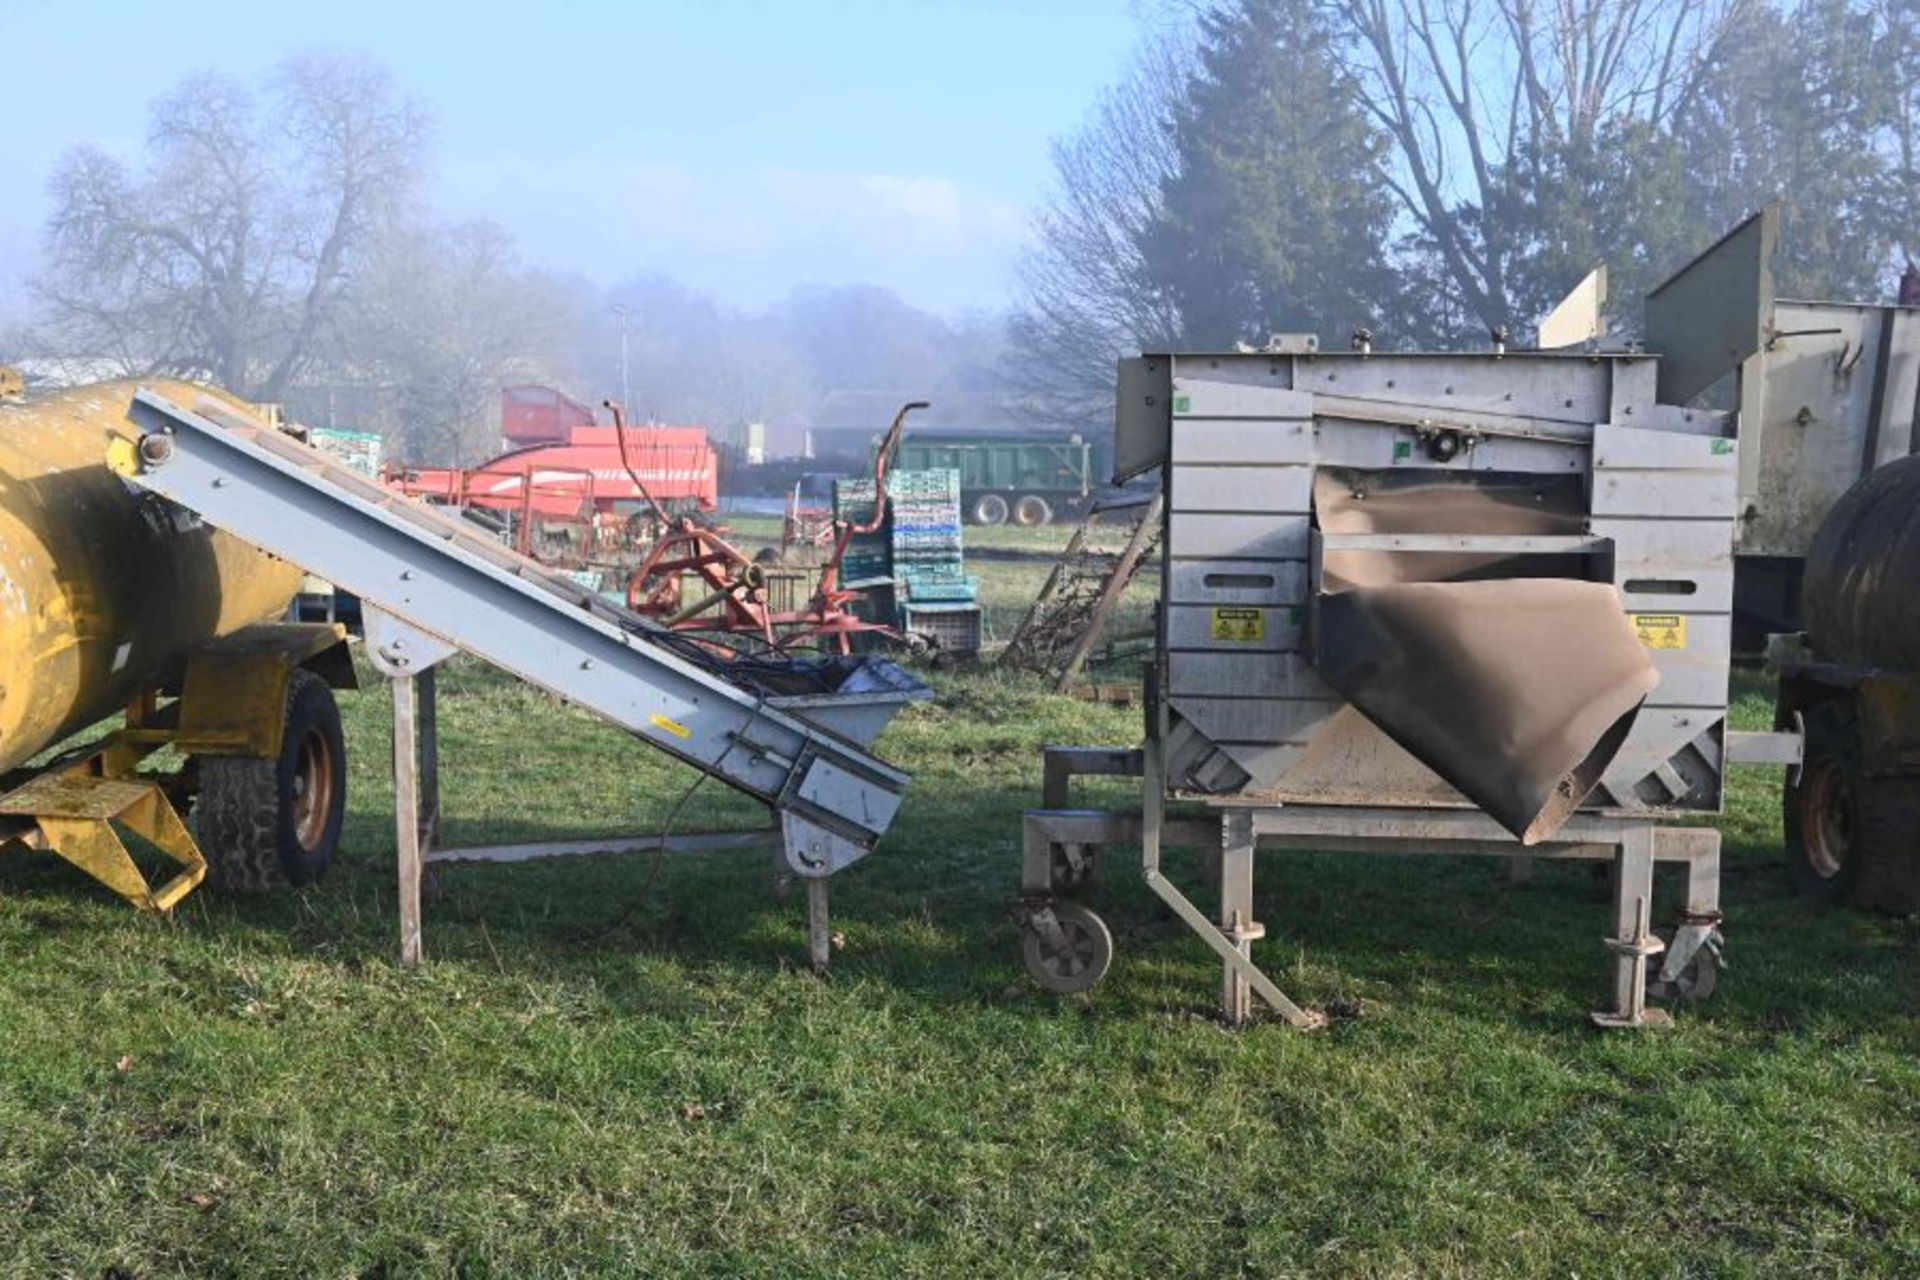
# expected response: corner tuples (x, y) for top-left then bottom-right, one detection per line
(650, 713), (693, 739)
(1210, 607), (1266, 642)
(1632, 613), (1687, 650)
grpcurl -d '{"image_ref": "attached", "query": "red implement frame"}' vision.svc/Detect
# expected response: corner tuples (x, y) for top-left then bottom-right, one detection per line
(622, 400), (928, 654)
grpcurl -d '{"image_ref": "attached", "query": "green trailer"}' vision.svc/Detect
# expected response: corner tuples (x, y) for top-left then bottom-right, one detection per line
(894, 433), (1094, 526)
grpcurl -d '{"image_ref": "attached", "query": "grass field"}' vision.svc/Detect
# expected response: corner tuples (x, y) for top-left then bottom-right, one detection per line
(3, 526), (1918, 1277)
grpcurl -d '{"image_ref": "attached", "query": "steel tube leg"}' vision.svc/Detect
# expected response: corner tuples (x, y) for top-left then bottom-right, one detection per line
(1220, 810), (1258, 1027)
(807, 877), (831, 975)
(1594, 825), (1665, 1028)
(391, 674), (424, 969)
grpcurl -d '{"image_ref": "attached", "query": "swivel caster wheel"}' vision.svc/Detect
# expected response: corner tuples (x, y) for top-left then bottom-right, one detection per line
(1022, 901), (1113, 995)
(1647, 926), (1723, 1003)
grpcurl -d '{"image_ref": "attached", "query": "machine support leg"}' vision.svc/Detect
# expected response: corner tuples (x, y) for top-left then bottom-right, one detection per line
(1684, 836), (1721, 919)
(1594, 825), (1665, 1029)
(807, 877), (832, 975)
(417, 666), (441, 854)
(391, 674), (425, 970)
(1220, 810), (1258, 1028)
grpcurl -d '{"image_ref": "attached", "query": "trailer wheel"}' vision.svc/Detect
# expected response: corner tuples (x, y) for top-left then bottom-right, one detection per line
(1022, 901), (1113, 994)
(1784, 700), (1859, 902)
(1013, 494), (1053, 527)
(196, 670), (347, 893)
(970, 493), (1009, 526)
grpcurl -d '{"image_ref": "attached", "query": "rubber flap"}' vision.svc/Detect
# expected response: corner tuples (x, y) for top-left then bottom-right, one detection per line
(1313, 578), (1658, 843)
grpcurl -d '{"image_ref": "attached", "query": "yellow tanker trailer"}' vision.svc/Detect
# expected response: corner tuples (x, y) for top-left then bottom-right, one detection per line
(0, 375), (355, 907)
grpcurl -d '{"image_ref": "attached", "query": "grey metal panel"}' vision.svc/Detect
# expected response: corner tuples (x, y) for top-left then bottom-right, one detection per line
(1261, 705), (1463, 808)
(1218, 741), (1310, 790)
(1165, 559), (1307, 606)
(1636, 614), (1733, 708)
(1645, 204), (1778, 404)
(1599, 711), (1724, 808)
(1311, 426), (1587, 475)
(123, 390), (911, 847)
(1539, 266), (1608, 350)
(1165, 603), (1302, 652)
(1170, 378), (1314, 419)
(1168, 462), (1310, 511)
(1167, 652), (1334, 699)
(1591, 422), (1737, 471)
(1616, 568), (1734, 616)
(1169, 418), (1313, 467)
(1591, 471), (1737, 518)
(1599, 516), (1737, 613)
(1168, 512), (1309, 560)
(1113, 356), (1172, 483)
(1744, 301), (1920, 556)
(1297, 361), (1621, 428)
(1600, 517), (1737, 564)
(1889, 308), (1920, 463)
(1172, 695), (1336, 743)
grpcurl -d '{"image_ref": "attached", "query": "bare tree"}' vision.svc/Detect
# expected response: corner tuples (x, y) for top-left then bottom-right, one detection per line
(29, 51), (427, 399)
(1877, 0), (1920, 261)
(1007, 30), (1194, 430)
(1337, 0), (1753, 331)
(304, 219), (583, 463)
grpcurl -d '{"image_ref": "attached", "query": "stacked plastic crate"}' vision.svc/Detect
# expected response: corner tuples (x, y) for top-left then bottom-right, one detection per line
(834, 469), (983, 657)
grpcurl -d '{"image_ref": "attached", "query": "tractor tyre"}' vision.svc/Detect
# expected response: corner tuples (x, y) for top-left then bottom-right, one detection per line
(970, 493), (1009, 526)
(196, 670), (347, 893)
(1013, 494), (1054, 527)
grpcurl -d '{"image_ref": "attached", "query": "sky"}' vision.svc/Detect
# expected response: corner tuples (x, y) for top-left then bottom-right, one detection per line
(0, 0), (1148, 321)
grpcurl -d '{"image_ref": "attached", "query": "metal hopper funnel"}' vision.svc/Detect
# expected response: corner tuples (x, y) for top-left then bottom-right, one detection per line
(1311, 470), (1658, 844)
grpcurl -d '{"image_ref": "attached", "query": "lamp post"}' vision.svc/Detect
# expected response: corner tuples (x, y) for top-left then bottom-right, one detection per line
(610, 303), (632, 412)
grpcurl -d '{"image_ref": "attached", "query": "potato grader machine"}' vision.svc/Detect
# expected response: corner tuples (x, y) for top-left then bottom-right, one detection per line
(1018, 216), (1810, 1029)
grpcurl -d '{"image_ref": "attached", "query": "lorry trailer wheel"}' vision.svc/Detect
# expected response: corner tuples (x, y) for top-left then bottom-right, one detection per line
(1013, 494), (1053, 526)
(1022, 901), (1113, 994)
(196, 670), (347, 892)
(1783, 700), (1860, 902)
(970, 493), (1009, 526)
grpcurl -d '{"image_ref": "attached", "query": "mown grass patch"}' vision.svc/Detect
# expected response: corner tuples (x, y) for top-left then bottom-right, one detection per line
(1, 639), (1916, 1275)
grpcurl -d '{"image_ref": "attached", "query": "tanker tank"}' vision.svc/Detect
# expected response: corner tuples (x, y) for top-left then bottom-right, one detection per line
(1800, 453), (1920, 672)
(0, 379), (303, 773)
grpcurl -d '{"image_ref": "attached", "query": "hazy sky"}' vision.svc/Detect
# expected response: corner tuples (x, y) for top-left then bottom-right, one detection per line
(0, 0), (1146, 320)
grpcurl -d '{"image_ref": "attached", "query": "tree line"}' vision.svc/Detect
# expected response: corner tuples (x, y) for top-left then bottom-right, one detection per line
(1012, 0), (1920, 429)
(13, 6), (1918, 456)
(7, 51), (1005, 465)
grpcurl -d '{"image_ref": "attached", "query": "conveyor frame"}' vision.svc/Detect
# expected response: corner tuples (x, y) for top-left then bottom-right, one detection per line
(118, 388), (926, 969)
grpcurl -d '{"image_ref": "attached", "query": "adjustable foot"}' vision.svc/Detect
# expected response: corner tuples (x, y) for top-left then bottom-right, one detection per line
(1592, 828), (1665, 1028)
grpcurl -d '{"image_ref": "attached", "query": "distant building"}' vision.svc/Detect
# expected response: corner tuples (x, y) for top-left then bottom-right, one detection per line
(794, 389), (1053, 461)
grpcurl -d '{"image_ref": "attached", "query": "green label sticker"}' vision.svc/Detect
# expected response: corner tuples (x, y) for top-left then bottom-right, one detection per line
(1172, 394), (1192, 414)
(1710, 439), (1734, 455)
(1392, 440), (1412, 461)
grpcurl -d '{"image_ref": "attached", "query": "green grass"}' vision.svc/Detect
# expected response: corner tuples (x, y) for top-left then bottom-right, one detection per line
(2, 623), (1918, 1274)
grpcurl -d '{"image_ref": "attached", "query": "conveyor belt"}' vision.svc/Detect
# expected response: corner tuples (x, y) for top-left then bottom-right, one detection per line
(119, 388), (923, 875)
